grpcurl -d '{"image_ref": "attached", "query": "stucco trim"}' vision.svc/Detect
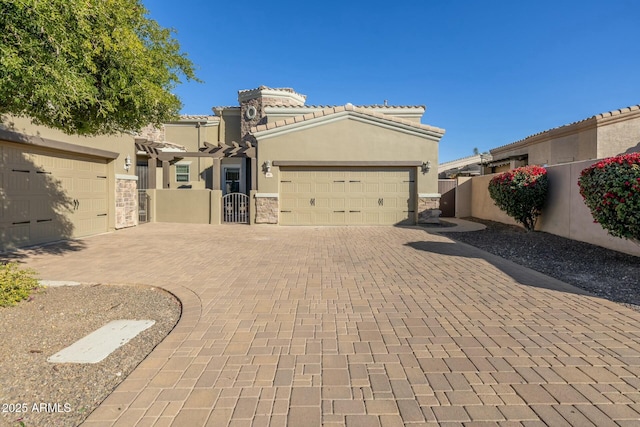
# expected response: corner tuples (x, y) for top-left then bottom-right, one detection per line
(238, 87), (307, 104)
(252, 109), (445, 142)
(116, 174), (139, 181)
(0, 128), (119, 159)
(263, 105), (426, 120)
(273, 161), (422, 167)
(418, 193), (441, 198)
(255, 193), (279, 198)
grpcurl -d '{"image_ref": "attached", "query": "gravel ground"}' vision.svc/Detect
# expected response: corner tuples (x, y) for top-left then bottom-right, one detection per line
(440, 218), (640, 309)
(0, 284), (180, 427)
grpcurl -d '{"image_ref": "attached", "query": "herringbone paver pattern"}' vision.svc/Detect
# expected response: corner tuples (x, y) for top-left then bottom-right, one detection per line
(17, 223), (640, 426)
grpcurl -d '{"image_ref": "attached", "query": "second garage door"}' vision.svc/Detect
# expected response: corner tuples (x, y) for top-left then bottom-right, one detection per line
(0, 142), (109, 249)
(279, 167), (415, 225)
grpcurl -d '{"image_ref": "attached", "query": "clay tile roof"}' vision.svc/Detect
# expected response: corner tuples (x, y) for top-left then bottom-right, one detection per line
(250, 104), (444, 134)
(492, 104), (640, 152)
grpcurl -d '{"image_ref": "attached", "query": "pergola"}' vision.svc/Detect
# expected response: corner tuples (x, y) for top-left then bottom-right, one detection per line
(135, 139), (257, 191)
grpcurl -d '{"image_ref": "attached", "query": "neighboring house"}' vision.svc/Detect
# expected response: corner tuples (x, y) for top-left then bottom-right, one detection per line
(1, 86), (445, 250)
(438, 153), (492, 179)
(488, 105), (640, 172)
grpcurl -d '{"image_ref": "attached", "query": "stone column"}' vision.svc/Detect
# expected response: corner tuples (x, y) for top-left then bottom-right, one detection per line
(115, 175), (138, 229)
(417, 194), (442, 224)
(255, 196), (278, 224)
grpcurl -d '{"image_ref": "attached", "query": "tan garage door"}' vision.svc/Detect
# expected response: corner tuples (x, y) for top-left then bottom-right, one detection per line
(0, 142), (109, 249)
(280, 167), (415, 225)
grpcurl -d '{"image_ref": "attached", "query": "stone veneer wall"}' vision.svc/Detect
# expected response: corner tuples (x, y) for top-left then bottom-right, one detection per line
(417, 196), (441, 224)
(255, 197), (278, 224)
(116, 177), (138, 229)
(240, 87), (306, 144)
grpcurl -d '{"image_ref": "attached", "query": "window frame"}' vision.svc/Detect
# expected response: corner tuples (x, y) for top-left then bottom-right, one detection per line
(175, 163), (191, 183)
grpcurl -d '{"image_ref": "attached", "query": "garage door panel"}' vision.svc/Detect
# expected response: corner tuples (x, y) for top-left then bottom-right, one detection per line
(6, 199), (30, 220)
(315, 197), (330, 208)
(280, 198), (296, 210)
(330, 211), (346, 224)
(0, 142), (109, 249)
(92, 178), (107, 193)
(349, 182), (364, 192)
(6, 171), (30, 193)
(331, 198), (345, 209)
(3, 224), (30, 246)
(280, 167), (414, 225)
(315, 182), (330, 192)
(331, 182), (345, 192)
(315, 212), (330, 223)
(348, 198), (363, 209)
(76, 178), (92, 192)
(281, 181), (296, 192)
(6, 146), (31, 165)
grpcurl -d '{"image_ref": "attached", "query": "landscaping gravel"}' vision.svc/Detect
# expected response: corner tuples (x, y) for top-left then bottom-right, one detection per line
(0, 283), (180, 427)
(443, 218), (640, 309)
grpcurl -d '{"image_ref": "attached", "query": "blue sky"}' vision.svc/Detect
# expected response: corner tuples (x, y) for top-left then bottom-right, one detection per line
(145, 0), (639, 163)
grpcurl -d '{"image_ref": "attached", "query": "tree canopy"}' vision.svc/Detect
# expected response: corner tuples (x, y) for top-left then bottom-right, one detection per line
(0, 0), (198, 136)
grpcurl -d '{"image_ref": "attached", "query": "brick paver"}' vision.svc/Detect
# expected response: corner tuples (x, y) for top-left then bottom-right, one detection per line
(12, 223), (640, 426)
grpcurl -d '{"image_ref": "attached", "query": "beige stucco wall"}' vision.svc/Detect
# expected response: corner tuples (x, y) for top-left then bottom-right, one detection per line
(539, 159), (640, 256)
(164, 122), (220, 150)
(464, 163), (640, 257)
(5, 116), (136, 176)
(220, 110), (242, 143)
(455, 177), (473, 218)
(597, 114), (640, 158)
(151, 189), (221, 224)
(255, 117), (439, 195)
(469, 174), (520, 227)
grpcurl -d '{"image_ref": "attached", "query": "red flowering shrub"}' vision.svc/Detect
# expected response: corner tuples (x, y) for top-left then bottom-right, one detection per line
(578, 153), (640, 241)
(488, 165), (548, 231)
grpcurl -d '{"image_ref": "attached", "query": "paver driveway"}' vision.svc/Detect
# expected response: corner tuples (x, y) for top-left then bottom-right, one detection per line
(17, 223), (640, 426)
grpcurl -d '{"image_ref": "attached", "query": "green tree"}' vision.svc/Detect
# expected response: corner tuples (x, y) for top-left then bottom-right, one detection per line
(0, 0), (198, 136)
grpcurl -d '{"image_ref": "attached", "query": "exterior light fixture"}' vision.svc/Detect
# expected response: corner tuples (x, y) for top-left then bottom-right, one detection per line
(263, 160), (272, 174)
(124, 154), (132, 171)
(421, 161), (431, 174)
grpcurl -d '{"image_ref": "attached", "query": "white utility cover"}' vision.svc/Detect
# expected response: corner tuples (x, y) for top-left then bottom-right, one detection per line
(47, 320), (155, 364)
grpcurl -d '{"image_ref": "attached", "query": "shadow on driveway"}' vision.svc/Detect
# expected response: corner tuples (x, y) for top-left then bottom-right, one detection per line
(405, 239), (593, 297)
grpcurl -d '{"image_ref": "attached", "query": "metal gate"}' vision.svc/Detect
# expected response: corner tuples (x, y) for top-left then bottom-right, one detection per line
(138, 190), (150, 223)
(438, 179), (457, 218)
(222, 193), (249, 223)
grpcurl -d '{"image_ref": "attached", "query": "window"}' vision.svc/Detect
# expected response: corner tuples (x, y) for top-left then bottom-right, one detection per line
(176, 164), (190, 182)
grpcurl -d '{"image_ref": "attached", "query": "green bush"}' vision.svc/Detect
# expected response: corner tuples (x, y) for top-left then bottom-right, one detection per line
(488, 165), (549, 231)
(0, 262), (41, 307)
(578, 153), (640, 241)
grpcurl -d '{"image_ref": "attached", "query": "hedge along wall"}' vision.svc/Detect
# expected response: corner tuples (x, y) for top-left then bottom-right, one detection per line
(464, 159), (640, 257)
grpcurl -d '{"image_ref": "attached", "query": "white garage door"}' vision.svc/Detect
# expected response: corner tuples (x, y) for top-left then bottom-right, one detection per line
(0, 142), (109, 249)
(279, 167), (415, 225)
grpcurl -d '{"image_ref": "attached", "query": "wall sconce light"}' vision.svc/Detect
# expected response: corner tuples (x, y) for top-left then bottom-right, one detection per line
(263, 160), (272, 174)
(124, 154), (132, 171)
(421, 161), (431, 174)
